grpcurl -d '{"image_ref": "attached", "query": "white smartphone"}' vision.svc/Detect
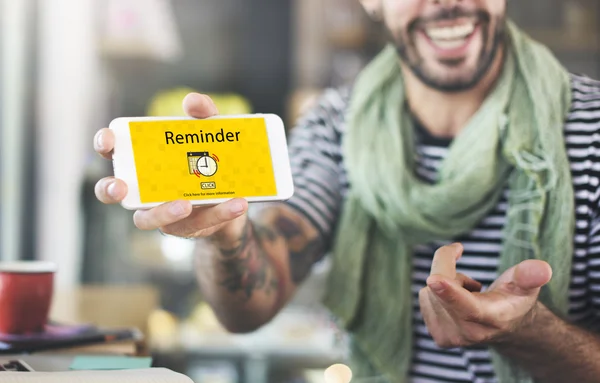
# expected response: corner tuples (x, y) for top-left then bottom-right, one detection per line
(109, 114), (294, 210)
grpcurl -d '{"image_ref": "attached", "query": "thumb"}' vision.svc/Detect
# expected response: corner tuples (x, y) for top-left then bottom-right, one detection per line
(509, 260), (553, 295)
(183, 93), (219, 119)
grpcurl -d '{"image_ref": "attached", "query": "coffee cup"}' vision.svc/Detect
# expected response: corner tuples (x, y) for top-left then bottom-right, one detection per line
(0, 261), (57, 334)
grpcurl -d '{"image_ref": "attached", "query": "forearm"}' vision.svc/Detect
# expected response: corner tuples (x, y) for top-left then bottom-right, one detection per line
(194, 204), (323, 333)
(494, 303), (600, 382)
(194, 219), (287, 332)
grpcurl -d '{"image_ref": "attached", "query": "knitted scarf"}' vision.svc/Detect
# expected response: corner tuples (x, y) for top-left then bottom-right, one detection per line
(322, 21), (574, 383)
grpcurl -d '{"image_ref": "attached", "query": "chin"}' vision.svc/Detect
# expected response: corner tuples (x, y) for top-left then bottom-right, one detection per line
(416, 68), (489, 93)
(403, 37), (500, 92)
(431, 64), (482, 86)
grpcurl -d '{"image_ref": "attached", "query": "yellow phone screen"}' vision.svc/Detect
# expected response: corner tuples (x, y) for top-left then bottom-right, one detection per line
(129, 117), (278, 204)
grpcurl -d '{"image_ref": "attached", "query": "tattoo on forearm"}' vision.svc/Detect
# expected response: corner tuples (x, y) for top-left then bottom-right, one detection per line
(276, 215), (323, 283)
(217, 221), (279, 300)
(214, 206), (325, 300)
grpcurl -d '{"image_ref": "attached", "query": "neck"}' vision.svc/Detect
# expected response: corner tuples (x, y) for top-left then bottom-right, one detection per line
(403, 48), (505, 139)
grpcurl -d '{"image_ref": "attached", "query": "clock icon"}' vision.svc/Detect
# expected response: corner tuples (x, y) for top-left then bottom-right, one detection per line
(197, 155), (218, 177)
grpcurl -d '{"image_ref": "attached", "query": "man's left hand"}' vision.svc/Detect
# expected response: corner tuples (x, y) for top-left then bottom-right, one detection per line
(419, 243), (553, 349)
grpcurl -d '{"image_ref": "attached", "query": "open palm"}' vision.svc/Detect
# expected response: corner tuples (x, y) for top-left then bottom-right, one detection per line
(419, 243), (553, 348)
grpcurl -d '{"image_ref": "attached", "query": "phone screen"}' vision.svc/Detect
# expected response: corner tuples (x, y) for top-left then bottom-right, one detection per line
(128, 117), (278, 204)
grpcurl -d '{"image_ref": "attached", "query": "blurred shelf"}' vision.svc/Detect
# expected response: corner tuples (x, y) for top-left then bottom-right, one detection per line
(150, 305), (344, 383)
(526, 28), (600, 53)
(152, 346), (342, 367)
(152, 347), (339, 383)
(149, 305), (345, 361)
(152, 335), (343, 361)
(327, 28), (369, 49)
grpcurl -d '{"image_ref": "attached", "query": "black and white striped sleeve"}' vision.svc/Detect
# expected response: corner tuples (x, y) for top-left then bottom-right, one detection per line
(283, 89), (348, 248)
(570, 75), (600, 321)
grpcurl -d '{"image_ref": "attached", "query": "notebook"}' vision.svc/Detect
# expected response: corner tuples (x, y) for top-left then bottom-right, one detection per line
(0, 368), (193, 383)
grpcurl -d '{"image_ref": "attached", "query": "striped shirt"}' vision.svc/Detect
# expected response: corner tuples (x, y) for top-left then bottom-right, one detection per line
(284, 74), (600, 383)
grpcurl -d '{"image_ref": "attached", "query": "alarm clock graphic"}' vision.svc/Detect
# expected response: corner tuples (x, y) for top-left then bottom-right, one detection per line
(187, 152), (219, 177)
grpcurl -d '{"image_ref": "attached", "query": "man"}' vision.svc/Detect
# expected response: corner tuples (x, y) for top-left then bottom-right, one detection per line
(94, 0), (600, 382)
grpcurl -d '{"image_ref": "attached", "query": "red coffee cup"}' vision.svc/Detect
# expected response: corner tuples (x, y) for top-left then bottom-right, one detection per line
(0, 261), (57, 335)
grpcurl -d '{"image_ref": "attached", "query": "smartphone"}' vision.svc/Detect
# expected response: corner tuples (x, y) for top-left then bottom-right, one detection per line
(109, 114), (294, 210)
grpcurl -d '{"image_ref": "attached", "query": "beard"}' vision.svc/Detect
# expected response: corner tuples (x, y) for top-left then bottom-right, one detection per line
(390, 7), (507, 93)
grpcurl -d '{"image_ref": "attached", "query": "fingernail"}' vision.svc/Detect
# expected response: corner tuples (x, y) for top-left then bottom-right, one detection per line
(430, 282), (446, 294)
(107, 181), (118, 198)
(95, 131), (104, 151)
(230, 201), (245, 215)
(169, 202), (186, 217)
(202, 95), (216, 110)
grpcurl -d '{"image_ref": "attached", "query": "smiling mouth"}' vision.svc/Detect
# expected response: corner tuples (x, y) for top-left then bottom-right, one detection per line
(423, 20), (478, 50)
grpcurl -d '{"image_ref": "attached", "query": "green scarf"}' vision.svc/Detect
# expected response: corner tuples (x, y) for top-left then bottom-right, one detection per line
(322, 21), (574, 383)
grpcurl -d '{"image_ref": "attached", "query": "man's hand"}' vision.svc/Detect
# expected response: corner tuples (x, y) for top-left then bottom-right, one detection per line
(92, 92), (326, 334)
(93, 93), (247, 245)
(419, 243), (553, 348)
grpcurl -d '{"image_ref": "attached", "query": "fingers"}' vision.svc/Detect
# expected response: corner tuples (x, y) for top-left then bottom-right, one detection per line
(511, 260), (553, 295)
(133, 201), (194, 231)
(161, 199), (248, 236)
(456, 273), (482, 292)
(133, 199), (248, 235)
(95, 177), (128, 204)
(94, 128), (115, 160)
(183, 93), (219, 119)
(430, 243), (463, 279)
(426, 276), (482, 320)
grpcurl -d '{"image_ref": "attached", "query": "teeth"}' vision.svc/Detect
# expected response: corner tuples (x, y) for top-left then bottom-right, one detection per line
(432, 39), (466, 49)
(426, 23), (475, 41)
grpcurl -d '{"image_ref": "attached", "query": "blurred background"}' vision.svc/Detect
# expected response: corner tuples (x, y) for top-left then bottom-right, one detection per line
(1, 0), (599, 382)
